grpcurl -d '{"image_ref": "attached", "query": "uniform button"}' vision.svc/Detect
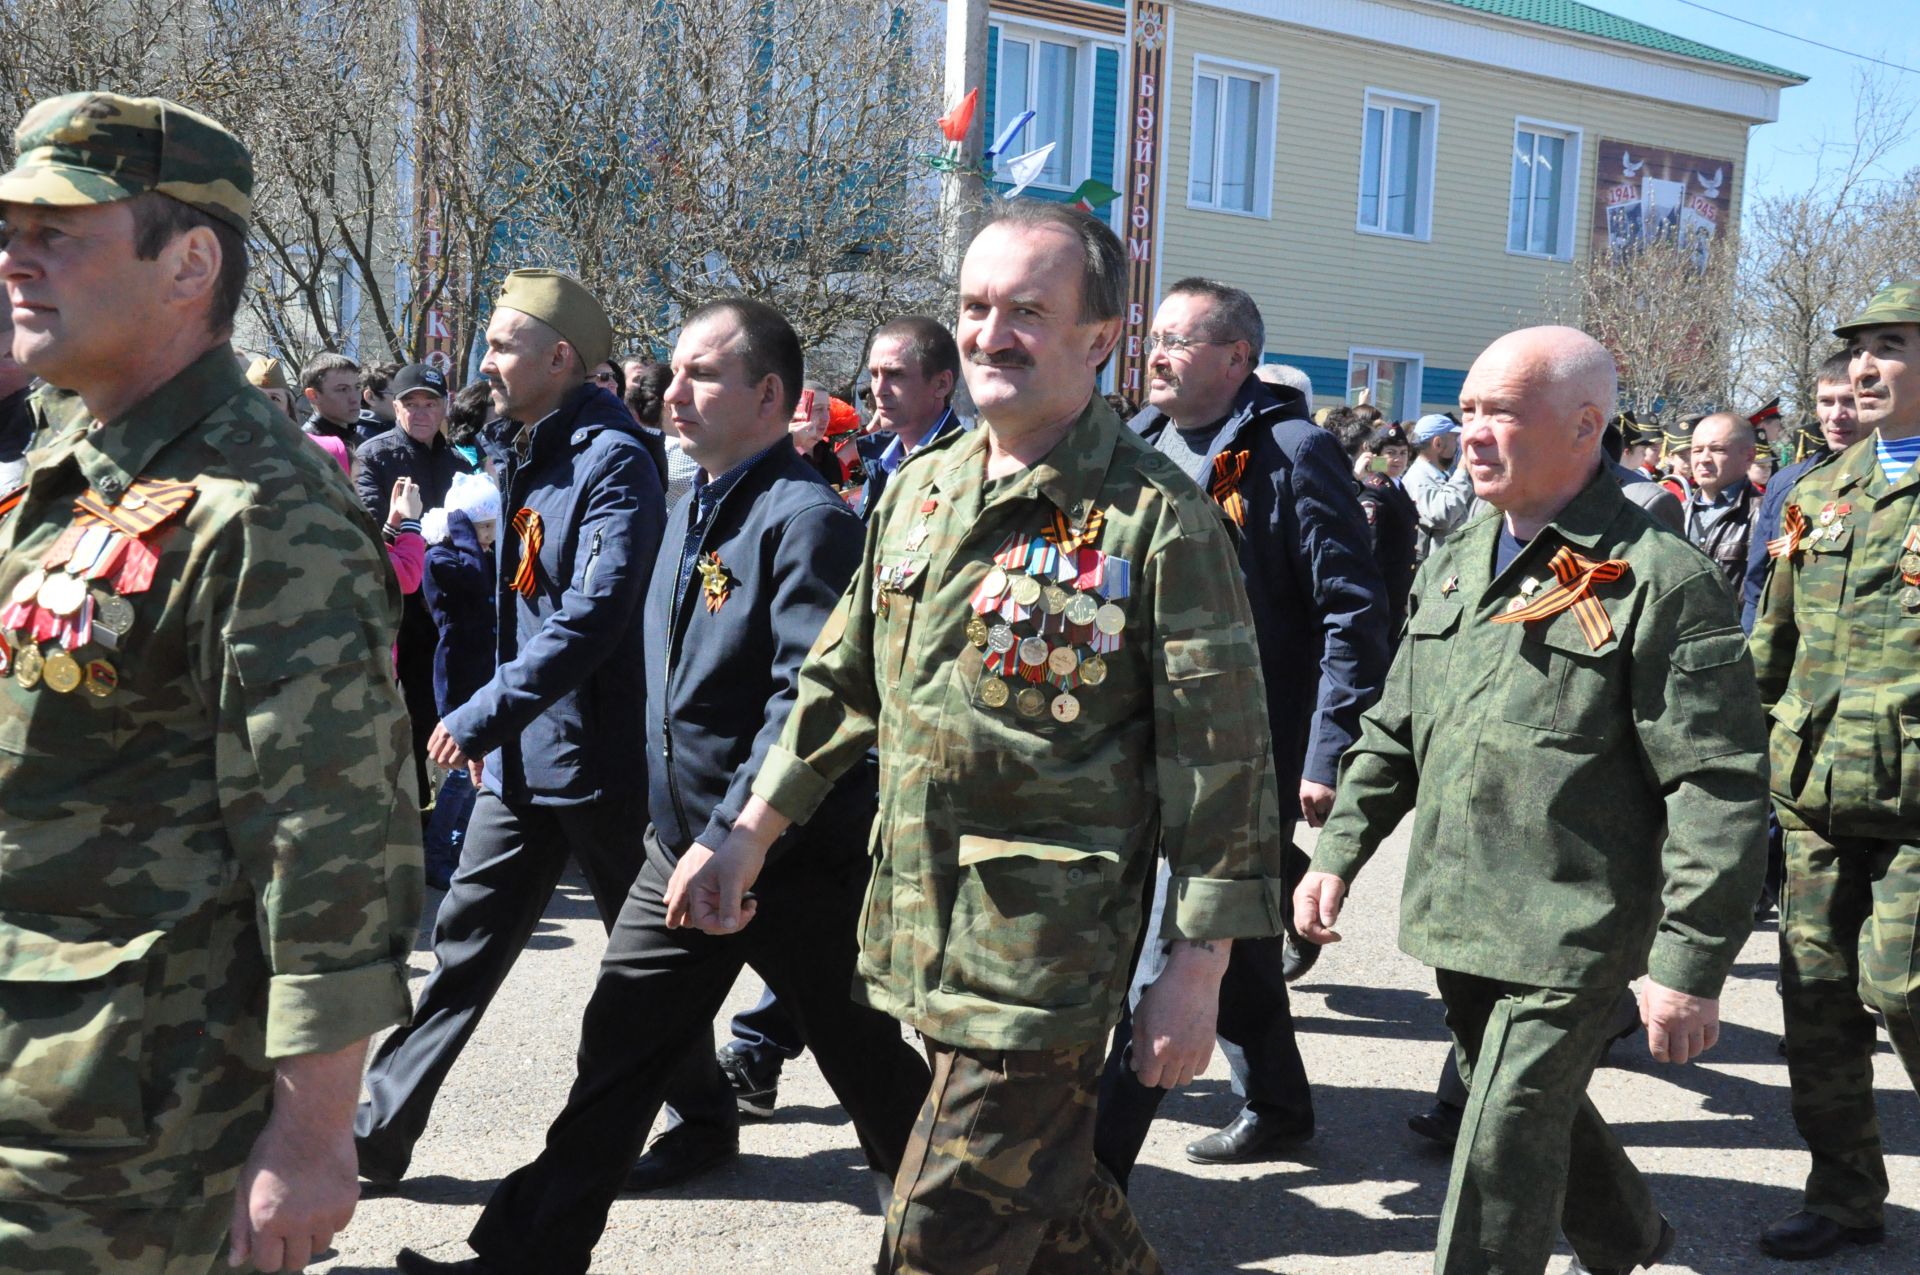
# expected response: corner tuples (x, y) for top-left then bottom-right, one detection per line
(231, 431), (253, 444)
(1067, 867), (1083, 883)
(100, 478), (122, 494)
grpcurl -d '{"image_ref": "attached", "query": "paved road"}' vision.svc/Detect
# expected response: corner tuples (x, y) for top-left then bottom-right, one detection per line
(317, 818), (1919, 1273)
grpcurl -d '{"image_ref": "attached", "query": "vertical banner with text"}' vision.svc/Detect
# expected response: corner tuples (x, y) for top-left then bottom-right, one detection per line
(1116, 0), (1169, 399)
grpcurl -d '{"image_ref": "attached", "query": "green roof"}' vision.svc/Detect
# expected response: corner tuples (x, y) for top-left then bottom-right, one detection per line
(1429, 0), (1807, 81)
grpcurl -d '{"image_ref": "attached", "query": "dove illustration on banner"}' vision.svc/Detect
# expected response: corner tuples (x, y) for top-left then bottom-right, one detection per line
(938, 88), (979, 144)
(1003, 144), (1055, 197)
(986, 109), (1036, 159)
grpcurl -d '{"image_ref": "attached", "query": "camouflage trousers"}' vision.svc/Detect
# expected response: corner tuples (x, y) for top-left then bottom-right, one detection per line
(880, 1039), (1163, 1275)
(0, 1192), (229, 1274)
(1779, 830), (1920, 1229)
(1433, 970), (1665, 1275)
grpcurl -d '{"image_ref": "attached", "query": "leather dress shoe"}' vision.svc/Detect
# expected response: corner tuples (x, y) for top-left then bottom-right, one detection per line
(624, 1126), (739, 1191)
(1406, 1101), (1462, 1147)
(1758, 1210), (1885, 1260)
(395, 1248), (500, 1274)
(1280, 933), (1322, 983)
(354, 1133), (408, 1188)
(1566, 1215), (1675, 1273)
(1184, 1110), (1313, 1164)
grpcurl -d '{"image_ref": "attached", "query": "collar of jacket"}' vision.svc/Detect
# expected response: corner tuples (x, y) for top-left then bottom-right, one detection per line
(1830, 431), (1920, 502)
(1526, 460), (1629, 554)
(668, 439), (801, 627)
(57, 344), (246, 496)
(518, 382), (638, 468)
(1128, 372), (1309, 449)
(928, 394), (1120, 520)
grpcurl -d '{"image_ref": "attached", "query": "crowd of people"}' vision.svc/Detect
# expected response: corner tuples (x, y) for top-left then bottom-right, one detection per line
(1, 89), (1917, 1275)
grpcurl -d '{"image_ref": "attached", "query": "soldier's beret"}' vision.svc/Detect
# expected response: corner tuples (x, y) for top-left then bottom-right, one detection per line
(1835, 280), (1920, 340)
(0, 92), (252, 233)
(495, 269), (613, 372)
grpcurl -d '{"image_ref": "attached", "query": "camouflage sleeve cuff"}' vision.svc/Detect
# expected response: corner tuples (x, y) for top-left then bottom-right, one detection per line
(264, 960), (412, 1059)
(750, 744), (834, 825)
(1646, 940), (1730, 1000)
(1161, 875), (1287, 943)
(1306, 834), (1369, 883)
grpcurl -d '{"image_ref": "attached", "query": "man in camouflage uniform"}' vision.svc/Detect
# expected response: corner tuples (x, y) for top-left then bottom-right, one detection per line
(672, 200), (1288, 1273)
(1749, 281), (1920, 1261)
(0, 94), (418, 1273)
(1299, 326), (1768, 1275)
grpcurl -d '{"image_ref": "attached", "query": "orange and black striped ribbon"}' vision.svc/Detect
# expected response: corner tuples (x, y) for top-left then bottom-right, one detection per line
(1209, 450), (1250, 528)
(72, 478), (197, 538)
(510, 507), (543, 599)
(1767, 505), (1807, 560)
(1491, 545), (1630, 650)
(0, 488), (24, 523)
(1041, 505), (1105, 552)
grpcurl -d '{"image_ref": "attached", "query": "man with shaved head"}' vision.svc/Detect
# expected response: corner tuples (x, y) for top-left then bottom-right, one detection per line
(1685, 411), (1762, 591)
(1296, 326), (1769, 1274)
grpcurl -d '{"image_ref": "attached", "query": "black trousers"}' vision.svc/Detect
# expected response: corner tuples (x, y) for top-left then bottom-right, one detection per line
(355, 788), (686, 1173)
(467, 829), (931, 1274)
(395, 591), (441, 810)
(728, 985), (808, 1064)
(1094, 934), (1313, 1189)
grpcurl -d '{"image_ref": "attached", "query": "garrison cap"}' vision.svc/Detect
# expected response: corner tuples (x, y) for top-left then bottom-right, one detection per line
(1834, 280), (1920, 340)
(495, 269), (613, 371)
(244, 356), (289, 394)
(0, 92), (252, 233)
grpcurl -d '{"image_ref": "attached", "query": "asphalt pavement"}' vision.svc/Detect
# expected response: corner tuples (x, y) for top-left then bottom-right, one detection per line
(315, 817), (1920, 1274)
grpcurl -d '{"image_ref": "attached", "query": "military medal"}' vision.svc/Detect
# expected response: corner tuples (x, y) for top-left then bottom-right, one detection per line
(41, 649), (82, 694)
(1901, 553), (1920, 578)
(1009, 574), (1042, 607)
(979, 676), (1011, 708)
(1079, 654), (1108, 686)
(965, 616), (990, 648)
(1094, 603), (1126, 636)
(1017, 635), (1049, 667)
(981, 567), (1009, 599)
(37, 572), (85, 618)
(1047, 646), (1078, 677)
(1901, 586), (1920, 613)
(1050, 692), (1081, 723)
(11, 568), (45, 607)
(905, 522), (930, 552)
(93, 592), (134, 636)
(696, 552), (735, 613)
(83, 658), (118, 698)
(13, 642), (42, 688)
(1015, 686), (1047, 717)
(1064, 593), (1099, 626)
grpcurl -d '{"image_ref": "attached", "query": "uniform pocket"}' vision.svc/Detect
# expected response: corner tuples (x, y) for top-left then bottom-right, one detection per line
(1501, 619), (1621, 740)
(874, 553), (929, 688)
(1670, 631), (1757, 762)
(1163, 635), (1261, 764)
(1405, 600), (1461, 711)
(1768, 691), (1811, 802)
(0, 912), (166, 1146)
(938, 835), (1121, 1011)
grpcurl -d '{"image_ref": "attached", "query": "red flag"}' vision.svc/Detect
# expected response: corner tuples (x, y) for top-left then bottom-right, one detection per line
(938, 89), (979, 144)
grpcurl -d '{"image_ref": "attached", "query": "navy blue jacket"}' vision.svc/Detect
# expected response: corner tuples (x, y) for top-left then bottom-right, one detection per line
(852, 408), (966, 521)
(644, 442), (866, 859)
(1134, 376), (1392, 792)
(422, 510), (496, 717)
(1741, 449), (1828, 633)
(444, 383), (666, 805)
(354, 423), (474, 524)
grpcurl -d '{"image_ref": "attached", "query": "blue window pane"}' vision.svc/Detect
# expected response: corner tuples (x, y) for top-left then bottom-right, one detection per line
(1223, 76), (1258, 212)
(1387, 106), (1421, 235)
(1191, 75), (1218, 204)
(1532, 133), (1564, 255)
(1360, 106), (1383, 227)
(1509, 129), (1535, 253)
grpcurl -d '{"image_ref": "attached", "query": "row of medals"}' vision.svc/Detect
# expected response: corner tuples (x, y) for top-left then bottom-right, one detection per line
(1901, 546), (1920, 613)
(1806, 503), (1920, 614)
(4, 529), (133, 696)
(964, 566), (1124, 723)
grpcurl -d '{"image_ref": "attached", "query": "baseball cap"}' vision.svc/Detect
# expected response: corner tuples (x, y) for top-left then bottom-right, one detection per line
(1834, 280), (1920, 340)
(390, 363), (449, 399)
(1410, 414), (1459, 445)
(495, 269), (613, 371)
(0, 92), (252, 233)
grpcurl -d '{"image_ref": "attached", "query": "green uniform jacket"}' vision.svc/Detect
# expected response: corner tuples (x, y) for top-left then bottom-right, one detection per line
(0, 349), (420, 1207)
(1750, 435), (1920, 838)
(1313, 467), (1768, 998)
(753, 397), (1287, 1052)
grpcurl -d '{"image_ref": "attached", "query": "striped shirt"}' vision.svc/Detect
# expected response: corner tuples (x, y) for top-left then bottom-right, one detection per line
(1876, 431), (1920, 485)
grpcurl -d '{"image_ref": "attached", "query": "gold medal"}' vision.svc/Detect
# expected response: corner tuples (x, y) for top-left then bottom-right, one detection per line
(1009, 575), (1042, 607)
(10, 568), (46, 607)
(1017, 635), (1049, 667)
(1901, 552), (1920, 579)
(14, 642), (43, 689)
(1042, 585), (1071, 615)
(1064, 594), (1099, 626)
(986, 624), (1015, 654)
(965, 616), (990, 648)
(42, 649), (82, 693)
(83, 658), (118, 698)
(980, 567), (1009, 600)
(1080, 654), (1108, 686)
(94, 593), (135, 635)
(1094, 603), (1126, 636)
(1016, 686), (1046, 717)
(980, 675), (1010, 708)
(1050, 692), (1081, 723)
(1047, 645), (1079, 676)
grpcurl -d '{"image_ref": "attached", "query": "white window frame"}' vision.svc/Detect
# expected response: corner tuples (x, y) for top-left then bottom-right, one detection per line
(1347, 346), (1425, 419)
(1185, 55), (1278, 219)
(1355, 88), (1438, 242)
(1506, 117), (1583, 262)
(991, 20), (1101, 193)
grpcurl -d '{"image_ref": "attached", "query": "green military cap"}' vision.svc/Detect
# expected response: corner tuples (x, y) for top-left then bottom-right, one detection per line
(244, 355), (289, 394)
(0, 92), (252, 233)
(1834, 280), (1920, 339)
(496, 269), (613, 371)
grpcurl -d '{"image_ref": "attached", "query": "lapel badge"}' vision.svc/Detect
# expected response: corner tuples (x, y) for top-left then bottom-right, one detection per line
(1440, 575), (1459, 597)
(695, 552), (734, 614)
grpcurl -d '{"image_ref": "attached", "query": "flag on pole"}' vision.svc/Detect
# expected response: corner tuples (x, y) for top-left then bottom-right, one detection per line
(1003, 144), (1055, 198)
(1069, 178), (1121, 213)
(938, 89), (979, 144)
(986, 110), (1036, 158)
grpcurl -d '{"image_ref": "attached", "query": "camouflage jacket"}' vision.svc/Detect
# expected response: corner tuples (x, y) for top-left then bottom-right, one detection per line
(0, 348), (419, 1206)
(751, 396), (1287, 1052)
(1313, 467), (1769, 998)
(1750, 435), (1920, 838)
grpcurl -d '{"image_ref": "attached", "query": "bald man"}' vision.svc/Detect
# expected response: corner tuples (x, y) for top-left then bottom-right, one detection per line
(1296, 327), (1769, 1274)
(1685, 411), (1762, 591)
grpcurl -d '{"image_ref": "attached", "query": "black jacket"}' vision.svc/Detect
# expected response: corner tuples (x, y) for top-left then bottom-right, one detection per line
(303, 411), (386, 449)
(1357, 473), (1417, 643)
(443, 383), (666, 805)
(423, 510), (496, 718)
(354, 424), (474, 524)
(0, 385), (32, 491)
(643, 442), (867, 860)
(1687, 478), (1763, 596)
(1133, 376), (1392, 791)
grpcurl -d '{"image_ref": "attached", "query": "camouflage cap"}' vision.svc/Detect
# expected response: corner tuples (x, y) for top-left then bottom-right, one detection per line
(495, 269), (612, 371)
(0, 92), (252, 233)
(1834, 280), (1920, 339)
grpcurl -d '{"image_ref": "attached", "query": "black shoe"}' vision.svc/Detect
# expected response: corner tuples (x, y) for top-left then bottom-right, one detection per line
(1407, 1101), (1462, 1147)
(1567, 1216), (1676, 1273)
(1280, 933), (1322, 984)
(1184, 1110), (1313, 1165)
(623, 1127), (739, 1192)
(395, 1249), (498, 1274)
(717, 1042), (782, 1119)
(1757, 1210), (1885, 1260)
(355, 1133), (408, 1188)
